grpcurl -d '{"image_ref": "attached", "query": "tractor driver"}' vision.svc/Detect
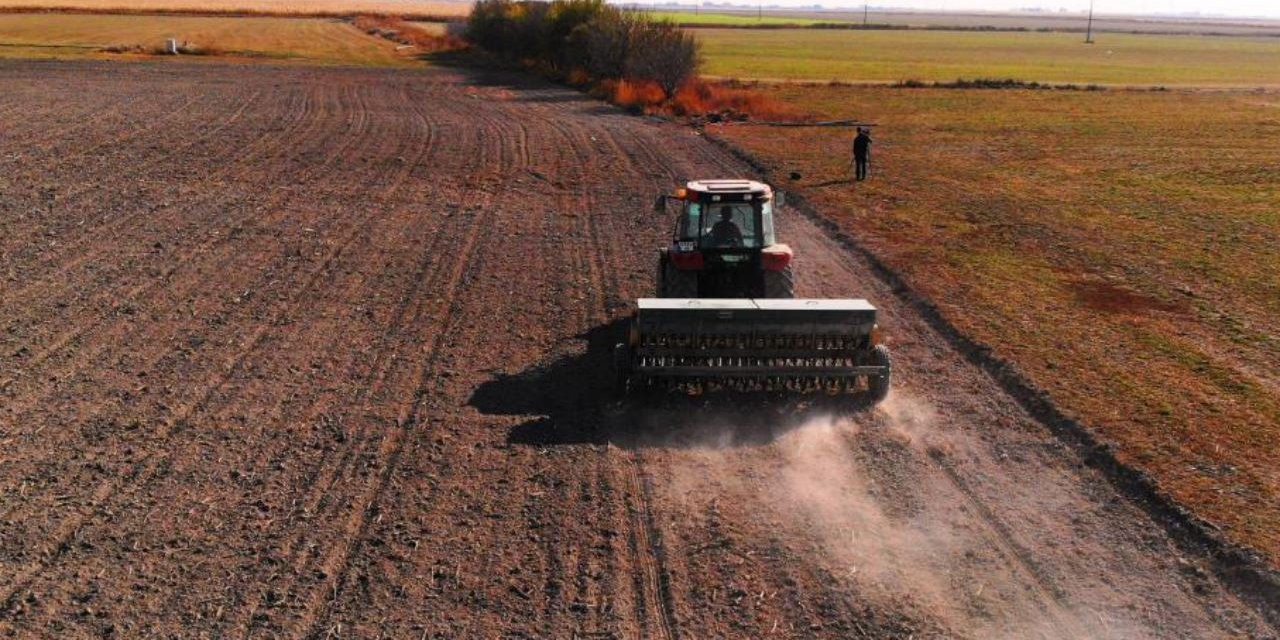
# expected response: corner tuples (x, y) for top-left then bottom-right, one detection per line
(709, 206), (744, 247)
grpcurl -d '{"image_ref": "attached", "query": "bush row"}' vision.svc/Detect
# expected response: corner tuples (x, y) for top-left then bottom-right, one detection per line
(466, 0), (700, 98)
(894, 77), (1106, 91)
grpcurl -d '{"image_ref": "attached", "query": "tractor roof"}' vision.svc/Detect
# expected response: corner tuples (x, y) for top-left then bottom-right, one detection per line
(686, 179), (771, 195)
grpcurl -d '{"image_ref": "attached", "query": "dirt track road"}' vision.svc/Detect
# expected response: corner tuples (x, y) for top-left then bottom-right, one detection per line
(0, 61), (1275, 639)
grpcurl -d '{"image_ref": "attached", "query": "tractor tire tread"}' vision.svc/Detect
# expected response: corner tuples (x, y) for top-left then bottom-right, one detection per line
(763, 264), (796, 299)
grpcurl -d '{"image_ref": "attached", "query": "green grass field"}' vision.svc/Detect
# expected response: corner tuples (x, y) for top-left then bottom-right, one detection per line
(717, 85), (1280, 564)
(657, 8), (1280, 35)
(0, 13), (413, 65)
(647, 10), (839, 26)
(696, 28), (1280, 86)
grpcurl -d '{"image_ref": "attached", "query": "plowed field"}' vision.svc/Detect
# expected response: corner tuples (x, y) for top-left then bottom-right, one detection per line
(0, 61), (1275, 638)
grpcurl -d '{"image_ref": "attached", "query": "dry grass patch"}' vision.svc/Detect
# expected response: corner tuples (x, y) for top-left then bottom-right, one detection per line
(717, 85), (1280, 563)
(0, 0), (470, 17)
(0, 12), (414, 64)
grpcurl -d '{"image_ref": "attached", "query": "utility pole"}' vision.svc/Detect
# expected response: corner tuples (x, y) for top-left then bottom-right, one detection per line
(863, 2), (868, 27)
(1084, 0), (1095, 43)
(758, 3), (763, 20)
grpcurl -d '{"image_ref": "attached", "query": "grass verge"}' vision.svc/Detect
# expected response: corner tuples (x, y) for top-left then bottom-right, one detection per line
(712, 84), (1280, 567)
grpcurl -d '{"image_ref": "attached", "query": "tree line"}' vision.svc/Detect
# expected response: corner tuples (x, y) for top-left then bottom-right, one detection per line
(466, 0), (700, 99)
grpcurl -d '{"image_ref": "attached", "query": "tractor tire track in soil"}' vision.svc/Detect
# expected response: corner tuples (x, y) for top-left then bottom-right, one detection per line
(0, 60), (1275, 639)
(0, 85), (382, 540)
(0, 88), (329, 414)
(0, 84), (389, 608)
(0, 85), (264, 260)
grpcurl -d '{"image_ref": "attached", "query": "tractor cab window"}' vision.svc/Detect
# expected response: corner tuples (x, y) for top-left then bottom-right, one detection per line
(701, 203), (754, 248)
(760, 200), (775, 246)
(680, 202), (757, 249)
(678, 203), (702, 244)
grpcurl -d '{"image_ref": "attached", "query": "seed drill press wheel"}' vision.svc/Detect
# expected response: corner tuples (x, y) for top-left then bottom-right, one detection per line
(867, 344), (892, 404)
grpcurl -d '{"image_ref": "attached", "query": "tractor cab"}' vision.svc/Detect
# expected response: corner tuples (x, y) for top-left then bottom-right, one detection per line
(674, 180), (776, 249)
(654, 180), (793, 299)
(659, 179), (778, 248)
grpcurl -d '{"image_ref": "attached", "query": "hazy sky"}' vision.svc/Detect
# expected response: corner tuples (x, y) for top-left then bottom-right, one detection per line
(746, 0), (1280, 18)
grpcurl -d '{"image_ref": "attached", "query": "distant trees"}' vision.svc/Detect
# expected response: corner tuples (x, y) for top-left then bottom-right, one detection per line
(466, 0), (701, 100)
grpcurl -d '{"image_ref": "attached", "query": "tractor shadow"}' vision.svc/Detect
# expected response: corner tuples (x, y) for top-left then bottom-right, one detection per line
(469, 320), (874, 450)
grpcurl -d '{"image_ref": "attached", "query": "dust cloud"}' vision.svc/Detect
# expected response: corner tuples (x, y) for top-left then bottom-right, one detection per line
(768, 401), (967, 629)
(661, 389), (1150, 639)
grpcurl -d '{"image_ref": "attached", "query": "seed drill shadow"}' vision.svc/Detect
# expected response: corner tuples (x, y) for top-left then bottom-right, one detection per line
(468, 320), (872, 449)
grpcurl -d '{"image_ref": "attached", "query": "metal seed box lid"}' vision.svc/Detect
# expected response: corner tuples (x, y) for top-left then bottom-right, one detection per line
(637, 299), (876, 312)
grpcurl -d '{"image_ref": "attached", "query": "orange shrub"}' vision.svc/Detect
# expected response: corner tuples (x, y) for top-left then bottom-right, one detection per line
(565, 68), (591, 87)
(593, 77), (795, 121)
(614, 80), (666, 107)
(670, 79), (796, 121)
(606, 79), (667, 114)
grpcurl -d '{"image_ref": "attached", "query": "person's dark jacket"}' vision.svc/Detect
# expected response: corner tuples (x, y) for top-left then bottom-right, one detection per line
(710, 220), (743, 247)
(853, 132), (871, 160)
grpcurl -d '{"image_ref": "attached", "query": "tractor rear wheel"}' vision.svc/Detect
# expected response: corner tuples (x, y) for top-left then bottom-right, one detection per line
(763, 264), (796, 299)
(662, 262), (698, 298)
(866, 344), (892, 404)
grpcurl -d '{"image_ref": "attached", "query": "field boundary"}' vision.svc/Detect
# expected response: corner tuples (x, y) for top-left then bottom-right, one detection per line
(700, 129), (1280, 627)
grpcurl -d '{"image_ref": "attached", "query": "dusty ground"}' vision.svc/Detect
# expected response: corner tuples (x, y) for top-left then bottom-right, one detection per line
(0, 61), (1275, 639)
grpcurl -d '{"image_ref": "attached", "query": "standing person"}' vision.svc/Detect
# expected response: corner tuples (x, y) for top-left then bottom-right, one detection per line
(852, 127), (872, 181)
